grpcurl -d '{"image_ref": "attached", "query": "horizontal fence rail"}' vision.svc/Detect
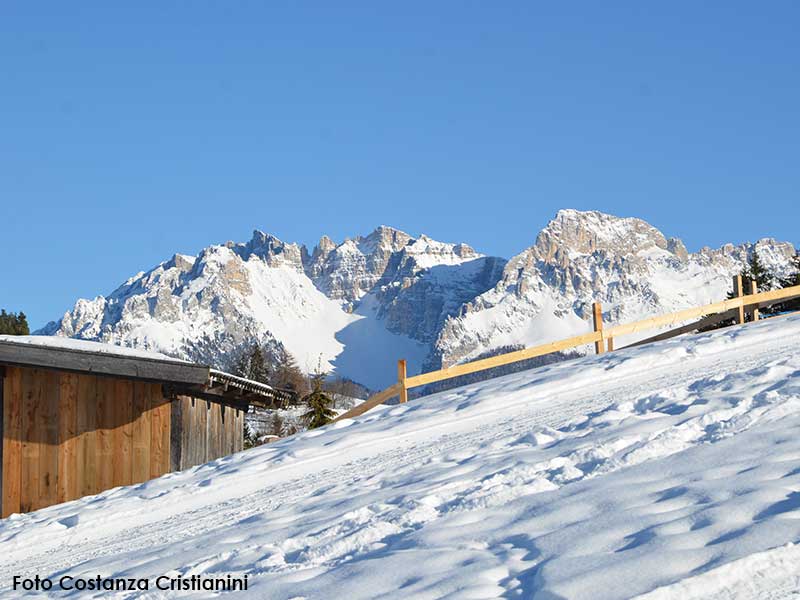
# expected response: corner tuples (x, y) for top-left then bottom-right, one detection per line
(334, 279), (800, 423)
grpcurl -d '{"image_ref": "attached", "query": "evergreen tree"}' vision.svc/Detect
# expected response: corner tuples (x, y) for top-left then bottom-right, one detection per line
(301, 371), (335, 429)
(744, 250), (772, 293)
(775, 252), (800, 312)
(0, 310), (30, 335)
(233, 343), (270, 384)
(243, 421), (259, 449)
(722, 250), (778, 320)
(727, 251), (772, 299)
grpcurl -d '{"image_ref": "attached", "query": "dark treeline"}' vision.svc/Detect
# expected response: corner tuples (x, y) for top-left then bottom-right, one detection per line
(0, 309), (30, 335)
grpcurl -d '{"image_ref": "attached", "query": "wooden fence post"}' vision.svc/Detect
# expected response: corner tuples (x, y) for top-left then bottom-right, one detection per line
(592, 302), (605, 354)
(751, 279), (759, 321)
(733, 275), (745, 324)
(607, 337), (614, 352)
(397, 359), (408, 403)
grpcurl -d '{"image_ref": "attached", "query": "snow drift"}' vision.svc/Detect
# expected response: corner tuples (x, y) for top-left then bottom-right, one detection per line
(3, 315), (800, 599)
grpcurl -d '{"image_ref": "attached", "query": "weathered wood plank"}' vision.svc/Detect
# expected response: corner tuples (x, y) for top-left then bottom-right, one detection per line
(220, 405), (228, 457)
(751, 280), (760, 321)
(76, 374), (97, 497)
(149, 390), (171, 479)
(95, 377), (114, 492)
(232, 410), (241, 454)
(333, 384), (402, 422)
(20, 368), (41, 513)
(405, 330), (603, 390)
(224, 405), (235, 456)
(131, 382), (151, 484)
(236, 410), (244, 453)
(733, 275), (745, 324)
(605, 284), (800, 339)
(112, 379), (133, 487)
(397, 360), (408, 404)
(230, 407), (237, 455)
(593, 302), (605, 355)
(623, 310), (737, 349)
(37, 370), (60, 510)
(198, 399), (208, 464)
(169, 396), (183, 472)
(2, 367), (23, 517)
(57, 372), (79, 503)
(184, 396), (196, 469)
(208, 403), (220, 461)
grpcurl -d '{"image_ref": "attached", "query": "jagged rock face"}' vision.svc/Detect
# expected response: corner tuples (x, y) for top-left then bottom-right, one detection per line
(301, 227), (481, 309)
(377, 255), (507, 345)
(231, 231), (306, 271)
(432, 210), (797, 367)
(304, 226), (413, 305)
(39, 227), (499, 388)
(40, 211), (796, 388)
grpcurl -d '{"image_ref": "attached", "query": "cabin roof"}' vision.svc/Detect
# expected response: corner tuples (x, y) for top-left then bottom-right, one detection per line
(0, 335), (293, 408)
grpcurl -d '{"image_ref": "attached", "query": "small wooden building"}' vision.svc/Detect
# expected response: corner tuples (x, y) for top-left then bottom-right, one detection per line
(0, 336), (289, 517)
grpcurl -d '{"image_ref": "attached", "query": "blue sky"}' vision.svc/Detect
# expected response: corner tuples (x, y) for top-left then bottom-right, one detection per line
(2, 2), (799, 328)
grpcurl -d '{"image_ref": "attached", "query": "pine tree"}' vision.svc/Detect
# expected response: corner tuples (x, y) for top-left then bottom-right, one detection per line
(744, 250), (772, 293)
(0, 309), (30, 335)
(233, 343), (270, 384)
(243, 422), (259, 449)
(301, 371), (335, 429)
(17, 312), (29, 334)
(722, 250), (778, 319)
(727, 251), (772, 298)
(775, 252), (800, 312)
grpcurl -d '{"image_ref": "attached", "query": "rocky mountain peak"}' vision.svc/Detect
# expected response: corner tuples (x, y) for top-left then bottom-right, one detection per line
(230, 230), (305, 271)
(358, 225), (413, 256)
(535, 209), (675, 260)
(432, 210), (797, 368)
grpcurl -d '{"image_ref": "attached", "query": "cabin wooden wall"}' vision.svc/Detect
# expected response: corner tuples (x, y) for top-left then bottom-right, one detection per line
(3, 367), (175, 517)
(170, 396), (244, 472)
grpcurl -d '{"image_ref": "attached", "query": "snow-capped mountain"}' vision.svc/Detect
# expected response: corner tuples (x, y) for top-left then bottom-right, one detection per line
(434, 210), (797, 365)
(39, 225), (503, 388)
(39, 210), (796, 388)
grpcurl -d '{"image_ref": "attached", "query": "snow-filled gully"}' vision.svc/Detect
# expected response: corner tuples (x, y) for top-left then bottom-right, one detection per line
(2, 317), (800, 598)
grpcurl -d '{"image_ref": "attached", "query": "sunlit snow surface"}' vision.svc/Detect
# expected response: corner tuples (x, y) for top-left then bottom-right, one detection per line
(0, 335), (189, 362)
(3, 316), (800, 599)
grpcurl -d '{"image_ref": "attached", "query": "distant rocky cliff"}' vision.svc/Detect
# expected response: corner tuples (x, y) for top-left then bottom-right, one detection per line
(40, 210), (797, 388)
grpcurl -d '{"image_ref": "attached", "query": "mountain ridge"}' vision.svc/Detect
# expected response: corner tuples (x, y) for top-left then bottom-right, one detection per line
(39, 211), (797, 388)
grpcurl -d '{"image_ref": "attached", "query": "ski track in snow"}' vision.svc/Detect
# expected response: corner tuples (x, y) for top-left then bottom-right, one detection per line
(2, 317), (800, 598)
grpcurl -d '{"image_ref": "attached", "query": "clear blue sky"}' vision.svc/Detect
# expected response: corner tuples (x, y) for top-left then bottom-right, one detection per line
(2, 2), (799, 329)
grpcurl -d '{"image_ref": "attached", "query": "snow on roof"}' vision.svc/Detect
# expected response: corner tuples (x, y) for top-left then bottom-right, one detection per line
(0, 335), (190, 364)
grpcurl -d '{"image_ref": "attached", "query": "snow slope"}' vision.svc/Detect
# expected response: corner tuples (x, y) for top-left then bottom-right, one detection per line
(3, 316), (800, 599)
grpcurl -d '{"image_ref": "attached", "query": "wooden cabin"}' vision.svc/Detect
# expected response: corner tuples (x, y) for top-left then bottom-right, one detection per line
(0, 336), (290, 517)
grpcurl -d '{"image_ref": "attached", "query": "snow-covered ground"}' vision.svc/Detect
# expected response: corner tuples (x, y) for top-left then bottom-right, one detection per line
(3, 316), (800, 599)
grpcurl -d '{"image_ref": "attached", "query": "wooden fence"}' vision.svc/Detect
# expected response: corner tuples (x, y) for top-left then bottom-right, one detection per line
(335, 276), (800, 422)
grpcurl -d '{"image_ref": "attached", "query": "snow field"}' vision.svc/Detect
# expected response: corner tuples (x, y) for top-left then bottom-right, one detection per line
(1, 316), (800, 598)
